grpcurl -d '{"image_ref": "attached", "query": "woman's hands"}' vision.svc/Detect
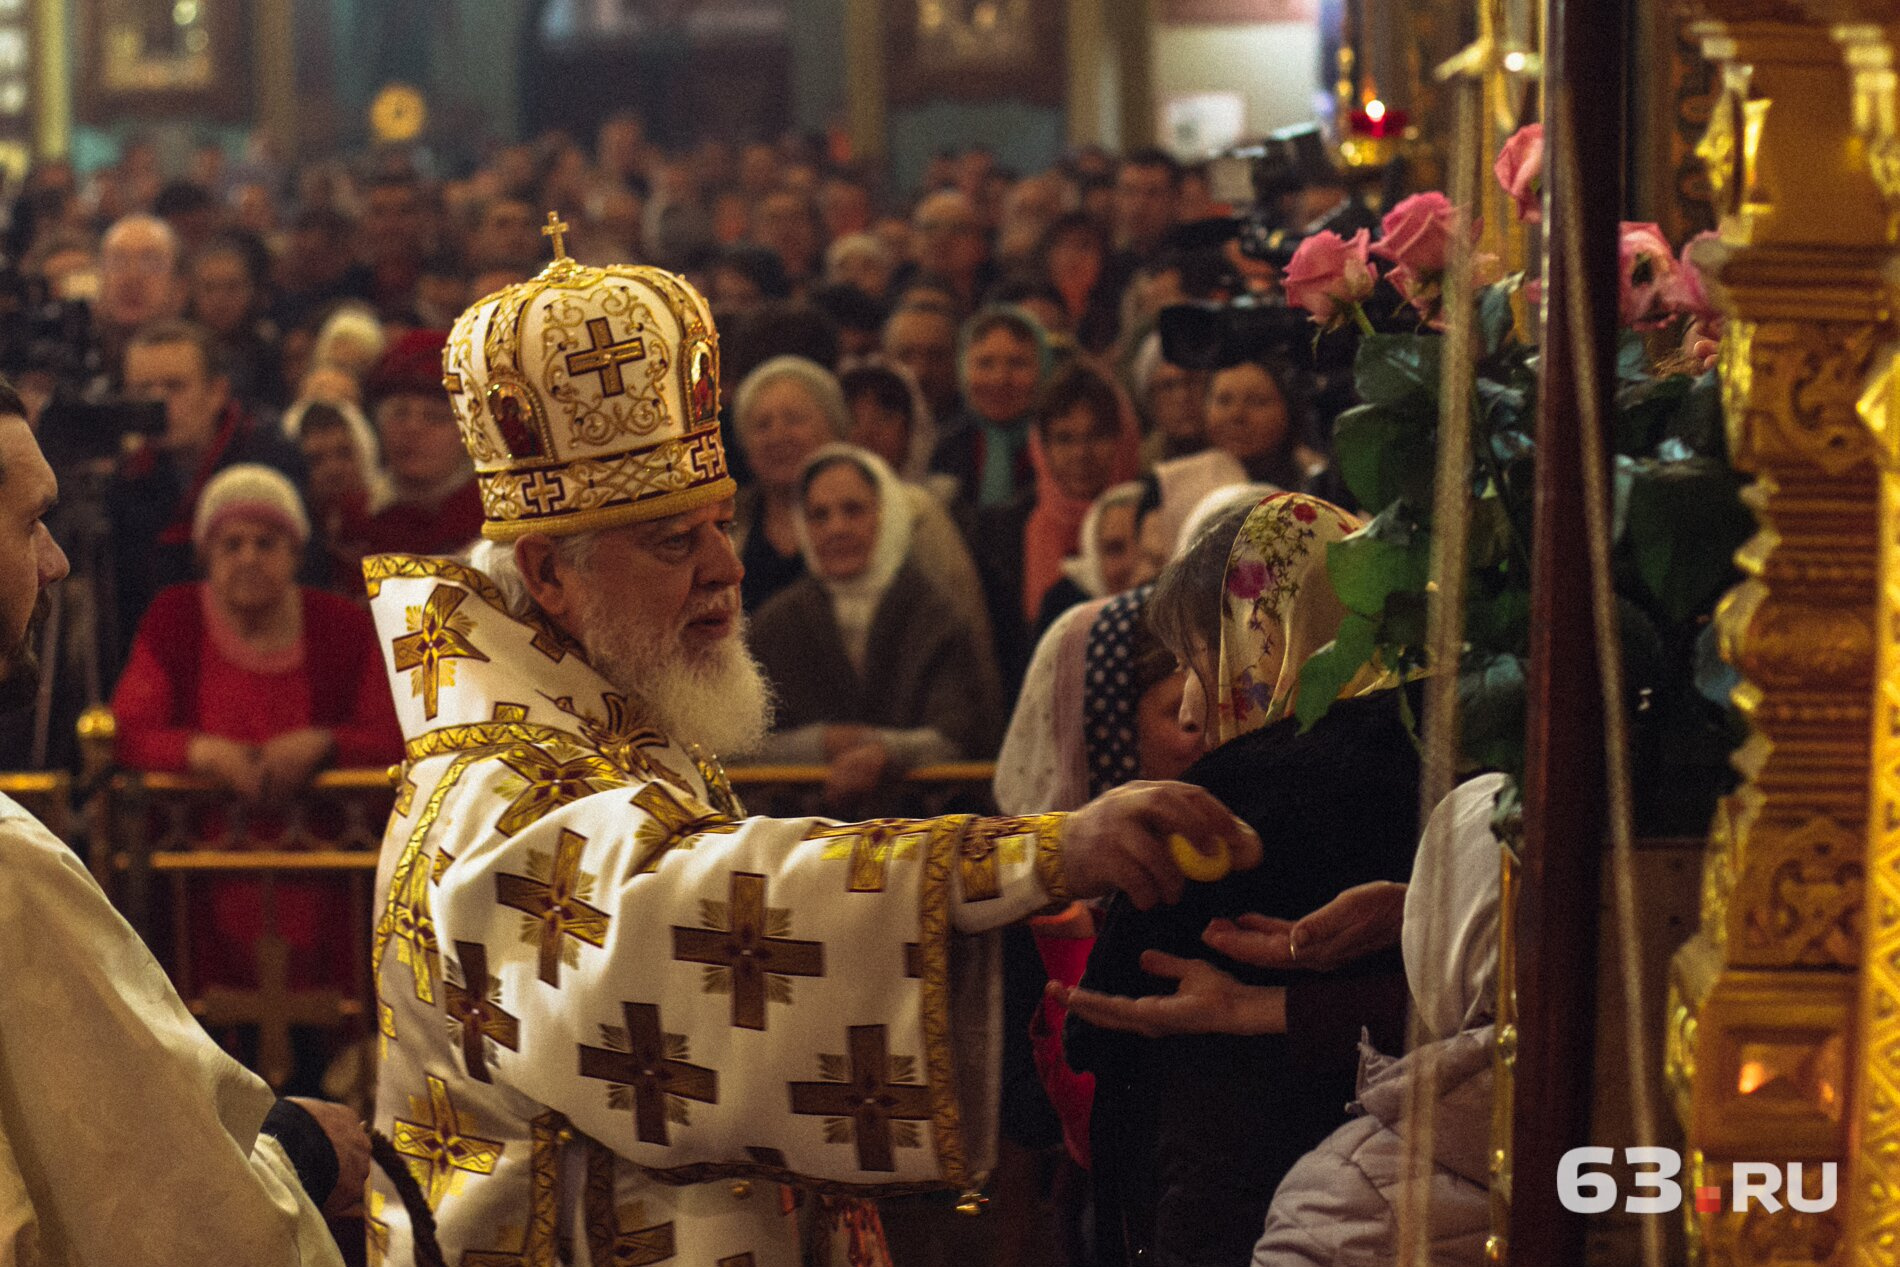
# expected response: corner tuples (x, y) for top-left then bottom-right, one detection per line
(1201, 881), (1409, 972)
(1053, 950), (1287, 1038)
(186, 729), (337, 803)
(257, 728), (336, 801)
(1054, 881), (1408, 1039)
(186, 734), (264, 801)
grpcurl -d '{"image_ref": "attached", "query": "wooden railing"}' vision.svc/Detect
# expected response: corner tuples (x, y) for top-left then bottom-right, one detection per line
(6, 761), (998, 1099)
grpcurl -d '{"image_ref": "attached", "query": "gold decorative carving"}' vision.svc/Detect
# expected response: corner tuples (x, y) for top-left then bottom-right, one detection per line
(1846, 187), (1900, 1265)
(1672, 11), (1886, 1265)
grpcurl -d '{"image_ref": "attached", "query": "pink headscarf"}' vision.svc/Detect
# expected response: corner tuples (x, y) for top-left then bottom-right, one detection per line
(1021, 386), (1143, 622)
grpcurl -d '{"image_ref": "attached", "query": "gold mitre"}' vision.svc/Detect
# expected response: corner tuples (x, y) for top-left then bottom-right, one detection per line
(443, 212), (733, 541)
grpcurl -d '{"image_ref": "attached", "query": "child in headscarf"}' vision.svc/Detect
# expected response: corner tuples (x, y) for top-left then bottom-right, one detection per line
(1062, 492), (1422, 1267)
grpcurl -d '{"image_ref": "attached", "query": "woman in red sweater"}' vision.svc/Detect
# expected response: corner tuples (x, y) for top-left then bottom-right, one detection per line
(111, 462), (401, 1092)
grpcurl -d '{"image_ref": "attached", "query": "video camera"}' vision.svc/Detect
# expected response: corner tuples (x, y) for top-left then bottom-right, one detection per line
(1156, 124), (1392, 374)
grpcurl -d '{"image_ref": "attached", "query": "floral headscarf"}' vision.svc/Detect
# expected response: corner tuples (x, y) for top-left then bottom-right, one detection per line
(1214, 492), (1394, 745)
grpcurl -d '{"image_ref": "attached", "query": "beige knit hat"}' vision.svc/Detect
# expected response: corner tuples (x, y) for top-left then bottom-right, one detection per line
(192, 463), (311, 546)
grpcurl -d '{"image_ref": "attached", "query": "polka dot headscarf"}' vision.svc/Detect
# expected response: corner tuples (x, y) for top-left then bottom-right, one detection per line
(1083, 584), (1154, 799)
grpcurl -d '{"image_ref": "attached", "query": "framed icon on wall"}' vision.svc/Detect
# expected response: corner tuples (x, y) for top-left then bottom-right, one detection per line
(885, 0), (1065, 107)
(80, 0), (250, 123)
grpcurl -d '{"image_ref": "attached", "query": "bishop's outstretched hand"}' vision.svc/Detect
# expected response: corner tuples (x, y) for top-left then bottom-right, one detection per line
(1060, 781), (1261, 910)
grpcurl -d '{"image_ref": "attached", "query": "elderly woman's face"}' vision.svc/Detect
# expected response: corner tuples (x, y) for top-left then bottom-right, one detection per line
(742, 377), (836, 491)
(804, 462), (881, 582)
(964, 326), (1041, 424)
(204, 517), (299, 616)
(1206, 363), (1290, 464)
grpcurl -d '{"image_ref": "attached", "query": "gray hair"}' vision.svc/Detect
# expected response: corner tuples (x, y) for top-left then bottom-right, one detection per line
(731, 356), (850, 440)
(466, 534), (599, 620)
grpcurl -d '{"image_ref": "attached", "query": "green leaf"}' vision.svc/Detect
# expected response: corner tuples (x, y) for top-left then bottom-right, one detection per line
(1326, 506), (1431, 616)
(1353, 333), (1443, 406)
(1479, 282), (1517, 357)
(1333, 405), (1436, 513)
(1616, 329), (1651, 383)
(1294, 611), (1379, 731)
(1457, 652), (1528, 777)
(1615, 374), (1693, 455)
(1621, 458), (1752, 625)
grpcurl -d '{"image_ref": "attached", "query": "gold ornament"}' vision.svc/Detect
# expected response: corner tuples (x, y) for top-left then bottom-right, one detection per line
(369, 83), (427, 143)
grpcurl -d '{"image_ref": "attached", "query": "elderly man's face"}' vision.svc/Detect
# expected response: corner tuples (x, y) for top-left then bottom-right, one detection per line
(0, 418), (69, 711)
(528, 500), (769, 756)
(583, 501), (742, 656)
(99, 219), (183, 330)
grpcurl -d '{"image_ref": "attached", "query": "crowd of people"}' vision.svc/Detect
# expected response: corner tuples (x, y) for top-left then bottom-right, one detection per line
(0, 116), (1524, 1266)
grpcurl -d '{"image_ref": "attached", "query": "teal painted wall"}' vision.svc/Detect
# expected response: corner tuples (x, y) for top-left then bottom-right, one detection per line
(888, 100), (1065, 195)
(788, 0), (848, 133)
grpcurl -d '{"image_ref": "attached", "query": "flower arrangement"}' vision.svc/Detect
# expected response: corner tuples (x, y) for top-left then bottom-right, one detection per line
(1280, 123), (1749, 832)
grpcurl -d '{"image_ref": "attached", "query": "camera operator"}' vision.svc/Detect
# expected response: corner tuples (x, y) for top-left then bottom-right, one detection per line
(111, 318), (304, 667)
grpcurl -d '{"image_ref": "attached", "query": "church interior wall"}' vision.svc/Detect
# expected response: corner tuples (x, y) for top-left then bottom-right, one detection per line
(1151, 19), (1321, 152)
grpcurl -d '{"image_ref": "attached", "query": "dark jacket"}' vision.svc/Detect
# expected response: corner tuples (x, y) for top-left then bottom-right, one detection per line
(749, 561), (1002, 757)
(970, 490), (1035, 698)
(1070, 683), (1424, 1267)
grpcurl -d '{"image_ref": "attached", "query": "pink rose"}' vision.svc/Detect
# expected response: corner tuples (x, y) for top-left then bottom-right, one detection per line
(1282, 229), (1376, 326)
(1495, 124), (1544, 224)
(1618, 221), (1679, 328)
(1661, 230), (1721, 327)
(1372, 192), (1469, 275)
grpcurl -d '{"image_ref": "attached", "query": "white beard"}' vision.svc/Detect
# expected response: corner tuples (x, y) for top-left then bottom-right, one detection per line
(575, 590), (775, 760)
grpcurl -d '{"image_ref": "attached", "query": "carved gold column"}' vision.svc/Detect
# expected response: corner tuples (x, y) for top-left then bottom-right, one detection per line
(1831, 12), (1900, 1266)
(1667, 7), (1890, 1265)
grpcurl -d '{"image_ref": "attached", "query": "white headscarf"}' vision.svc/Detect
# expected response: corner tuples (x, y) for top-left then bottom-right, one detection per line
(1402, 772), (1511, 1042)
(793, 444), (915, 675)
(1060, 481), (1143, 598)
(280, 396), (393, 513)
(837, 354), (942, 488)
(1174, 480), (1280, 558)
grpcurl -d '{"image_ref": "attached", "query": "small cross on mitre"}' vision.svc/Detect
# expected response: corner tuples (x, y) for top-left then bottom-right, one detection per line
(543, 211), (572, 261)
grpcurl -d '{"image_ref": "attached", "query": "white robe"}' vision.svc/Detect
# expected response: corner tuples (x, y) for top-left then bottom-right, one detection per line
(365, 553), (1064, 1265)
(0, 793), (341, 1267)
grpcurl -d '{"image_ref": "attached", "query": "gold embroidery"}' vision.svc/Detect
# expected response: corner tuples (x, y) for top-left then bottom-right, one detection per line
(373, 750), (490, 1038)
(584, 1145), (677, 1266)
(479, 432), (731, 535)
(689, 745), (746, 817)
(363, 554), (574, 661)
(543, 692), (678, 783)
(578, 1001), (719, 1146)
(804, 818), (946, 893)
(1029, 815), (1068, 903)
(789, 1025), (932, 1173)
(392, 584), (490, 720)
(493, 741), (629, 836)
(956, 816), (1044, 903)
(366, 1190), (389, 1267)
(496, 828), (612, 987)
(391, 1073), (504, 1207)
(631, 781), (739, 874)
(918, 817), (968, 1188)
(445, 940), (521, 1083)
(670, 871), (825, 1030)
(459, 1112), (565, 1267)
(404, 718), (577, 765)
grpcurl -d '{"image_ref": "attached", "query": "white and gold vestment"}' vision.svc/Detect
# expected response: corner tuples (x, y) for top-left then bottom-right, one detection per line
(365, 554), (1063, 1264)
